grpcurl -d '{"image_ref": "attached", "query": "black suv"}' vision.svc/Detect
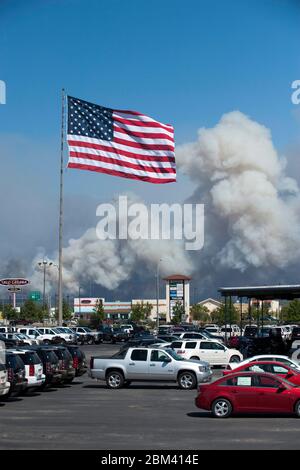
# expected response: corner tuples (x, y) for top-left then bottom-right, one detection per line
(291, 327), (300, 342)
(5, 351), (27, 397)
(25, 346), (62, 388)
(46, 346), (76, 384)
(65, 345), (87, 377)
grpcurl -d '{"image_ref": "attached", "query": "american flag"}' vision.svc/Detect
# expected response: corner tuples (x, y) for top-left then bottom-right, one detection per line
(66, 96), (176, 184)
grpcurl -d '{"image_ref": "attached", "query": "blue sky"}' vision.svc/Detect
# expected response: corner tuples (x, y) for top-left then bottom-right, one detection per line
(0, 0), (300, 296)
(1, 0), (299, 199)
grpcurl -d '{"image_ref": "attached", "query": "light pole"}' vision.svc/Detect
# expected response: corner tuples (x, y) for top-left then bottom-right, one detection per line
(38, 260), (53, 309)
(78, 285), (82, 319)
(156, 258), (166, 331)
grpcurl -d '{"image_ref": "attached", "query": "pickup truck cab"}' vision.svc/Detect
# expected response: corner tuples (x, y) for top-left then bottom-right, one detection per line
(89, 347), (212, 390)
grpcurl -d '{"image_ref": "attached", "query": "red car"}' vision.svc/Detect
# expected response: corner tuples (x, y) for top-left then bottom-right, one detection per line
(223, 361), (300, 385)
(195, 371), (300, 418)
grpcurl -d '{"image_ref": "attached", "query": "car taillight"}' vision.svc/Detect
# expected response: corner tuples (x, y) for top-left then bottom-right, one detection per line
(7, 368), (13, 382)
(46, 362), (51, 374)
(90, 357), (94, 370)
(73, 357), (79, 369)
(29, 364), (35, 376)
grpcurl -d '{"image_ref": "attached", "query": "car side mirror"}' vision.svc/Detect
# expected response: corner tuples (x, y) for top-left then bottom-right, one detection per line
(163, 357), (172, 363)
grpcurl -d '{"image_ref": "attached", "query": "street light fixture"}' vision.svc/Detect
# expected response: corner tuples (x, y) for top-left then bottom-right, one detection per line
(37, 260), (53, 309)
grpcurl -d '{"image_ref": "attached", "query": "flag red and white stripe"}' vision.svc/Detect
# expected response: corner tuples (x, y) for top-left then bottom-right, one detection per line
(66, 100), (176, 184)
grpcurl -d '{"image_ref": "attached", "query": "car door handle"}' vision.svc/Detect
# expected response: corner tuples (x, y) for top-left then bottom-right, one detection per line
(129, 363), (135, 366)
(150, 363), (156, 367)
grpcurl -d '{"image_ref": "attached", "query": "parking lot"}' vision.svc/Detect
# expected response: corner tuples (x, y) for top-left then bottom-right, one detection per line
(1, 343), (300, 450)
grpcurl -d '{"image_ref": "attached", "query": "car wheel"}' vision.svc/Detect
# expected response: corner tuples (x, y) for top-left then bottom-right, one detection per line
(106, 370), (124, 389)
(295, 400), (300, 417)
(43, 340), (51, 345)
(212, 398), (232, 418)
(178, 371), (197, 390)
(190, 356), (200, 360)
(229, 355), (241, 363)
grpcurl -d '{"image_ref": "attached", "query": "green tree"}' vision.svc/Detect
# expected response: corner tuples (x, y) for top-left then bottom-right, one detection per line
(90, 299), (105, 329)
(130, 302), (153, 323)
(21, 299), (44, 322)
(211, 302), (239, 325)
(190, 304), (210, 324)
(171, 301), (185, 325)
(281, 300), (300, 323)
(2, 304), (19, 321)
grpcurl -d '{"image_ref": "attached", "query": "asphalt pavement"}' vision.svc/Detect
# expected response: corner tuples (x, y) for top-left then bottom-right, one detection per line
(0, 343), (300, 450)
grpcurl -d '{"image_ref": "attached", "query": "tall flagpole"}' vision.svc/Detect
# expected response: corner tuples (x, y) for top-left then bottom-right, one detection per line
(58, 88), (66, 326)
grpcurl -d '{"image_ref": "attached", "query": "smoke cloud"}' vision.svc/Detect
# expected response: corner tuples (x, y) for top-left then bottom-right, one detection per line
(177, 110), (300, 272)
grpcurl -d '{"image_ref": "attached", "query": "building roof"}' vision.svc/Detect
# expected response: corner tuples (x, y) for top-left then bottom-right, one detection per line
(198, 298), (222, 306)
(163, 274), (192, 281)
(218, 285), (300, 300)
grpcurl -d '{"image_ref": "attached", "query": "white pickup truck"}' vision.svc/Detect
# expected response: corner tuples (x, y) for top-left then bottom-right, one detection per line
(89, 347), (212, 389)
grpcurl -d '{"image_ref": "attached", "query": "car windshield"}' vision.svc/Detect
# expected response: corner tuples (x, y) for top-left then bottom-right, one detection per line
(201, 331), (213, 338)
(16, 333), (28, 339)
(165, 349), (185, 361)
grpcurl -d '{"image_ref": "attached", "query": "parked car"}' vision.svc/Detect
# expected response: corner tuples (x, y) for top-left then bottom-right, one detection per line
(72, 327), (103, 344)
(0, 326), (17, 334)
(89, 347), (212, 389)
(5, 351), (27, 396)
(226, 354), (300, 371)
(112, 328), (130, 342)
(0, 334), (24, 348)
(291, 327), (300, 343)
(119, 324), (134, 335)
(243, 325), (258, 338)
(177, 332), (210, 341)
(17, 327), (43, 342)
(169, 340), (242, 365)
(197, 328), (224, 343)
(25, 346), (62, 388)
(223, 360), (300, 385)
(119, 336), (160, 351)
(220, 325), (241, 338)
(65, 345), (87, 377)
(9, 349), (45, 392)
(1, 332), (38, 346)
(97, 325), (116, 342)
(37, 328), (74, 344)
(195, 371), (300, 418)
(44, 346), (76, 383)
(157, 335), (181, 343)
(0, 350), (10, 399)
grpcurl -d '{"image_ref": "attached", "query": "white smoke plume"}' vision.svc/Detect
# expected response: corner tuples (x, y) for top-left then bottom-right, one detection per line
(30, 194), (194, 294)
(177, 110), (300, 271)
